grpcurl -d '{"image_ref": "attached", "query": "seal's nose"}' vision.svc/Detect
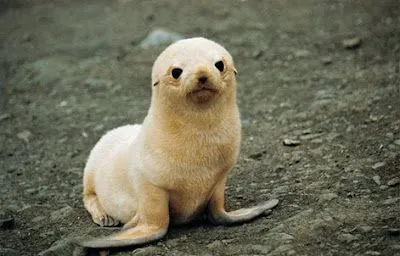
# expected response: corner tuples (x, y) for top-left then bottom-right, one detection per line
(198, 75), (208, 84)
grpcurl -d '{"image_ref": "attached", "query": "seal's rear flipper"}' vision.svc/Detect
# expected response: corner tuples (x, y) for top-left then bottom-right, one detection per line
(207, 177), (280, 225)
(208, 199), (279, 225)
(80, 226), (167, 249)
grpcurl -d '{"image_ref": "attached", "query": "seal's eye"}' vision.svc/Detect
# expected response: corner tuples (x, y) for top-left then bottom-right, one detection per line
(215, 61), (224, 72)
(171, 68), (183, 79)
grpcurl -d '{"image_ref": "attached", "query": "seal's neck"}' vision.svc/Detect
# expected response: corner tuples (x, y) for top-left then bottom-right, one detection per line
(147, 93), (238, 133)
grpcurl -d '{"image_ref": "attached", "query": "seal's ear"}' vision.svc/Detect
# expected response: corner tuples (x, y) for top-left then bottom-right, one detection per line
(151, 71), (160, 87)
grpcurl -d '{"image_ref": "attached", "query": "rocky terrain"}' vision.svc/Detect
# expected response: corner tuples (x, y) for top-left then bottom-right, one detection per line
(0, 0), (399, 255)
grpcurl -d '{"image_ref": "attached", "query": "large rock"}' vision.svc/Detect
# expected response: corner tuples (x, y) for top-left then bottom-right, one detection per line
(140, 29), (183, 48)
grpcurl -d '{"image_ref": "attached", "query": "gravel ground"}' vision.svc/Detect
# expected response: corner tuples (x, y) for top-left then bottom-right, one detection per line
(0, 0), (399, 255)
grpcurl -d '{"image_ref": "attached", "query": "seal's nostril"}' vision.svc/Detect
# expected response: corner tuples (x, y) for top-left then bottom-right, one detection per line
(198, 75), (208, 83)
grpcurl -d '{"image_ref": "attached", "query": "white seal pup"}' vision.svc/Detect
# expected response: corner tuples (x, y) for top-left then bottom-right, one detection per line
(81, 37), (278, 248)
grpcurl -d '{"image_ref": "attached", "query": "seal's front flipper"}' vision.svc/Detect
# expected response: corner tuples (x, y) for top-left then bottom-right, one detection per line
(81, 225), (168, 248)
(82, 183), (169, 249)
(208, 177), (279, 225)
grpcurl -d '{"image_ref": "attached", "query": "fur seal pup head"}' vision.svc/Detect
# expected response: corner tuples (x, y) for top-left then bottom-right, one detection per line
(151, 37), (237, 107)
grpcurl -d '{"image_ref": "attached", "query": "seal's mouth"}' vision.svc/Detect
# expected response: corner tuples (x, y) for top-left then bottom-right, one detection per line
(188, 85), (218, 104)
(190, 86), (218, 94)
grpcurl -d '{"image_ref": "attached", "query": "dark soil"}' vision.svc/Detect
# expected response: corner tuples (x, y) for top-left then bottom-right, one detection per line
(0, 0), (399, 255)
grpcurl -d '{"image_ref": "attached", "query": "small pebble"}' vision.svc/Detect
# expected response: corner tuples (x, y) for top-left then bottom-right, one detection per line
(310, 138), (323, 144)
(165, 236), (187, 247)
(338, 233), (358, 243)
(274, 164), (285, 172)
(206, 240), (223, 250)
(283, 138), (301, 146)
(32, 216), (46, 223)
(359, 226), (373, 233)
(386, 132), (394, 137)
(387, 177), (400, 187)
(252, 50), (264, 59)
(342, 37), (362, 49)
(279, 233), (294, 240)
(294, 49), (311, 58)
(17, 130), (32, 143)
(93, 124), (104, 131)
(372, 175), (381, 185)
(394, 139), (400, 146)
(371, 162), (386, 170)
(346, 125), (354, 132)
(379, 185), (388, 190)
(50, 206), (73, 221)
(365, 251), (380, 255)
(319, 192), (338, 202)
(0, 113), (10, 121)
(249, 150), (267, 160)
(368, 115), (379, 122)
(383, 197), (400, 205)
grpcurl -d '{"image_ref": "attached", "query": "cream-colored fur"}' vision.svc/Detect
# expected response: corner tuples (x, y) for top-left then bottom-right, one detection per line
(82, 37), (278, 248)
